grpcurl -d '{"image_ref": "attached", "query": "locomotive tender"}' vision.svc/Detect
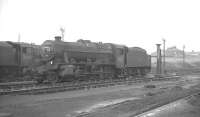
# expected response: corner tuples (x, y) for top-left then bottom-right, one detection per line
(0, 41), (41, 81)
(38, 36), (151, 82)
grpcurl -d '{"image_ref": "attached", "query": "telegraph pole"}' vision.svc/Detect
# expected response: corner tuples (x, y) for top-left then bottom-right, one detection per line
(162, 38), (166, 74)
(183, 45), (185, 67)
(17, 33), (22, 76)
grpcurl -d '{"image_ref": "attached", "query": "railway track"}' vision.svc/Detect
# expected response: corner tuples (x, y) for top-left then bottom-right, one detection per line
(135, 91), (200, 117)
(0, 75), (180, 95)
(71, 78), (200, 117)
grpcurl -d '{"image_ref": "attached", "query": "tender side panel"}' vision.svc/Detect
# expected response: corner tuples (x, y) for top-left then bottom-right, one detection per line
(127, 48), (149, 68)
(0, 42), (17, 66)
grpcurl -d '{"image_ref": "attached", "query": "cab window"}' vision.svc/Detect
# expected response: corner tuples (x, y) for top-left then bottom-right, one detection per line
(43, 47), (51, 53)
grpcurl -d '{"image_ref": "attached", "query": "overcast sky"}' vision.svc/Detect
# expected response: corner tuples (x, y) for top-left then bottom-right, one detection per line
(0, 0), (200, 53)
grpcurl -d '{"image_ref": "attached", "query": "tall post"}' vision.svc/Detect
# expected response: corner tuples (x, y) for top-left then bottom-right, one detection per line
(183, 45), (185, 67)
(17, 33), (22, 76)
(156, 44), (162, 75)
(162, 38), (166, 74)
(17, 33), (22, 66)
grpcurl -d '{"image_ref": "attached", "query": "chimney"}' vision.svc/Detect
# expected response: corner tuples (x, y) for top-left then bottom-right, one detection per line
(55, 36), (62, 41)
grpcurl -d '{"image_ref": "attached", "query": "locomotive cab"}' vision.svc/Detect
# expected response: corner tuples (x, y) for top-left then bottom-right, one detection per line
(41, 42), (54, 59)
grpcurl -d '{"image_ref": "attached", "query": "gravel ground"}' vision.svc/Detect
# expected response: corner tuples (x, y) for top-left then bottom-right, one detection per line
(82, 85), (200, 117)
(0, 76), (199, 117)
(136, 92), (200, 117)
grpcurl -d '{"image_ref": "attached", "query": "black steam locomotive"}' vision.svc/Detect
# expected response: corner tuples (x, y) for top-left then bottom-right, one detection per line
(36, 36), (151, 83)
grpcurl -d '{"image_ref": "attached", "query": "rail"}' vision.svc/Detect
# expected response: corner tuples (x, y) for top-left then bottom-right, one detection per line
(135, 91), (200, 117)
(0, 75), (180, 95)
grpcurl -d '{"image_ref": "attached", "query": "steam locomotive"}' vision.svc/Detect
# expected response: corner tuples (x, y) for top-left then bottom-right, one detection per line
(36, 36), (151, 82)
(0, 36), (151, 83)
